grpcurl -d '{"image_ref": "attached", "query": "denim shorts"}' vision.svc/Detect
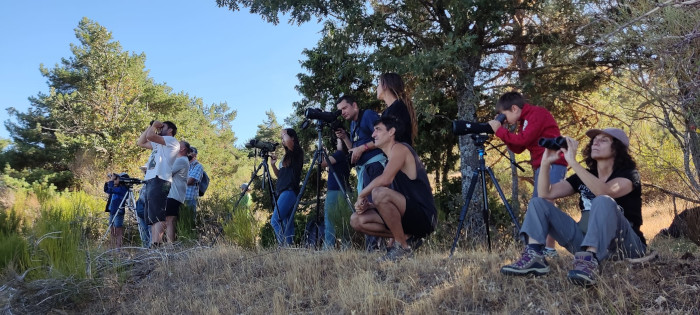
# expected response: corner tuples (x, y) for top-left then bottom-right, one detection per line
(108, 211), (125, 228)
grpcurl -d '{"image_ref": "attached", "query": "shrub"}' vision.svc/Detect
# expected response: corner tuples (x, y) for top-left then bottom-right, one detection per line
(0, 232), (30, 271)
(177, 205), (198, 243)
(30, 190), (104, 279)
(223, 205), (260, 249)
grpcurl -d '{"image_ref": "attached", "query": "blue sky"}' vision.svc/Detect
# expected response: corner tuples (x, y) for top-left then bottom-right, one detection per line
(0, 1), (323, 146)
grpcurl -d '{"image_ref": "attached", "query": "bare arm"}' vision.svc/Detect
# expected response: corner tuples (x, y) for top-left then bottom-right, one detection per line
(571, 163), (634, 198)
(357, 144), (407, 200)
(137, 126), (153, 149)
(563, 137), (634, 198)
(537, 148), (575, 199)
(145, 121), (167, 146)
(270, 153), (279, 177)
(320, 152), (337, 168)
(335, 129), (353, 157)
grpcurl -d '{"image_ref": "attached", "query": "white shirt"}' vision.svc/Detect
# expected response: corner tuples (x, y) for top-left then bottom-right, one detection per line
(168, 156), (190, 202)
(144, 136), (180, 182)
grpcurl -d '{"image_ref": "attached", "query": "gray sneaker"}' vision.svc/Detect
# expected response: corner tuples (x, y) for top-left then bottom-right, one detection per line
(543, 248), (559, 258)
(378, 243), (413, 262)
(500, 248), (550, 276)
(567, 251), (598, 287)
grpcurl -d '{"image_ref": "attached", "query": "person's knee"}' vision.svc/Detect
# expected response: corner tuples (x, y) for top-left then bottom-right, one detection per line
(371, 187), (390, 206)
(591, 195), (616, 210)
(350, 213), (361, 231)
(350, 213), (360, 230)
(527, 197), (550, 213)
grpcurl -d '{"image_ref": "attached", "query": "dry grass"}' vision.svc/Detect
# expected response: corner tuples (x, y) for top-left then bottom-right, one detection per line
(3, 198), (700, 314)
(78, 242), (698, 314)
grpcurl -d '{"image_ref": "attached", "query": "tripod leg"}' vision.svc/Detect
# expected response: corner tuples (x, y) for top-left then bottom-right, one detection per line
(322, 152), (355, 212)
(283, 150), (320, 244)
(127, 191), (145, 246)
(234, 161), (264, 209)
(486, 167), (522, 231)
(102, 191), (129, 244)
(449, 170), (481, 257)
(480, 168), (492, 252)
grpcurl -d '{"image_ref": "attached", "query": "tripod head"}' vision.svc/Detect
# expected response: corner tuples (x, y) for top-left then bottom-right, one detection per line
(470, 134), (490, 147)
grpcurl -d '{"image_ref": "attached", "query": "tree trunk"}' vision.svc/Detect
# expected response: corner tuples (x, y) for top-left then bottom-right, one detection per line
(679, 70), (700, 195)
(456, 55), (486, 247)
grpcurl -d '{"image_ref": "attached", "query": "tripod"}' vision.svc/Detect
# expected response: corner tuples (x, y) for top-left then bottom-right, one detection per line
(234, 150), (279, 212)
(288, 121), (355, 248)
(449, 134), (522, 256)
(210, 150), (278, 246)
(102, 186), (145, 246)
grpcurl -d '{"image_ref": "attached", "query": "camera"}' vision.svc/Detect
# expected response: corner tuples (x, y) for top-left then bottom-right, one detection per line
(538, 136), (568, 150)
(120, 177), (143, 186)
(329, 119), (345, 132)
(452, 113), (506, 135)
(113, 173), (143, 187)
(245, 139), (279, 152)
(305, 108), (341, 123)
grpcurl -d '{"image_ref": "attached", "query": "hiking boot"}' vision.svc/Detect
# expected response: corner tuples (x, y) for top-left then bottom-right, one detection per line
(378, 243), (413, 262)
(543, 248), (559, 258)
(567, 251), (599, 287)
(406, 236), (424, 251)
(500, 248), (550, 276)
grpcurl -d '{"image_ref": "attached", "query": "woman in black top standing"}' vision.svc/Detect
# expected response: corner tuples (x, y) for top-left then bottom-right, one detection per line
(377, 73), (418, 146)
(269, 128), (304, 246)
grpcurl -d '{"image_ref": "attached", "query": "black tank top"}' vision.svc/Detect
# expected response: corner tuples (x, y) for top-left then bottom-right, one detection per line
(391, 143), (437, 226)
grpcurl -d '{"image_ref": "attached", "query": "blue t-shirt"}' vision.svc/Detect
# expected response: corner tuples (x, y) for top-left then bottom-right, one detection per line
(350, 109), (382, 165)
(107, 181), (128, 213)
(327, 150), (350, 191)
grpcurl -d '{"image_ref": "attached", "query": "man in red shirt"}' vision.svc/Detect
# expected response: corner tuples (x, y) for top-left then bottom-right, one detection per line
(489, 92), (567, 256)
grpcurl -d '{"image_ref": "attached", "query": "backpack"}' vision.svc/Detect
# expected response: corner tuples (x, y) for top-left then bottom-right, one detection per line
(198, 169), (210, 197)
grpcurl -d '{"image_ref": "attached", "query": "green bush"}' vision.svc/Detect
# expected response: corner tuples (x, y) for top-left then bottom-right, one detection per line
(0, 232), (30, 271)
(223, 205), (259, 249)
(260, 221), (276, 248)
(31, 190), (104, 279)
(0, 209), (23, 235)
(177, 204), (198, 243)
(326, 194), (354, 248)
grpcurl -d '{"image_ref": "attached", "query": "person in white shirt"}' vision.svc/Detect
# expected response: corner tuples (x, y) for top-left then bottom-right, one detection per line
(137, 120), (180, 247)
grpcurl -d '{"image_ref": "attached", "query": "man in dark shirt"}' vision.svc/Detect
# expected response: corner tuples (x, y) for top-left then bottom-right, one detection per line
(335, 95), (388, 251)
(351, 116), (437, 261)
(500, 128), (646, 287)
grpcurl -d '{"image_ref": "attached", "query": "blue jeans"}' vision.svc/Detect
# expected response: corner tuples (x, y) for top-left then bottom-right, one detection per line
(135, 197), (151, 247)
(271, 190), (297, 246)
(185, 199), (197, 217)
(533, 164), (567, 198)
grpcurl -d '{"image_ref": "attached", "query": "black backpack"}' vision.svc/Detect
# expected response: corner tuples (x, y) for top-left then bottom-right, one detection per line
(199, 169), (210, 197)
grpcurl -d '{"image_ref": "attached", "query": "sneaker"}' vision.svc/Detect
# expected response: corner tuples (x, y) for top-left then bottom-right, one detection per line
(378, 243), (413, 262)
(500, 248), (550, 276)
(567, 251), (599, 287)
(406, 236), (424, 251)
(543, 248), (559, 258)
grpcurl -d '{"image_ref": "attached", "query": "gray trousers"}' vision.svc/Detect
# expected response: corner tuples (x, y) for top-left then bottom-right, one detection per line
(520, 196), (646, 261)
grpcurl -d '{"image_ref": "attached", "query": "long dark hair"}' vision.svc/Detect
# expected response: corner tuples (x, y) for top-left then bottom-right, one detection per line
(379, 73), (417, 143)
(582, 137), (637, 173)
(282, 128), (303, 168)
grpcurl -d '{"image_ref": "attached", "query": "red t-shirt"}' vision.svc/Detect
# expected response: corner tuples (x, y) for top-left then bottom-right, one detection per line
(494, 103), (567, 169)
